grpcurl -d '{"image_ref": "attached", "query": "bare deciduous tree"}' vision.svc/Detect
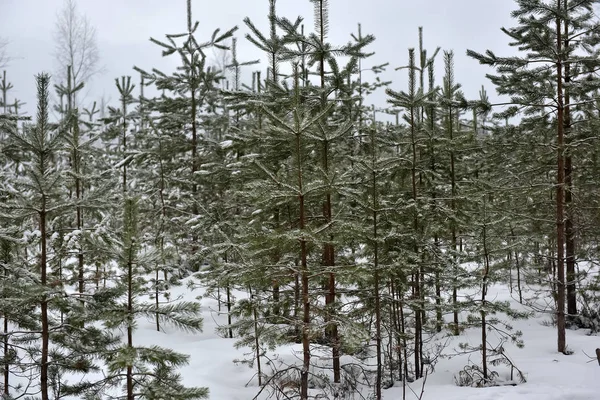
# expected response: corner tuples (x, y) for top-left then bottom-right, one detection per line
(53, 0), (100, 104)
(0, 38), (9, 68)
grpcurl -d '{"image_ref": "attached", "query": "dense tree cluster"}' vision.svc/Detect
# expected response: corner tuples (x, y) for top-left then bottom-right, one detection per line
(2, 0), (600, 399)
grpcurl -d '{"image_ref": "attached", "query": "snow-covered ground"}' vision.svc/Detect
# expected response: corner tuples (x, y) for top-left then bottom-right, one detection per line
(132, 279), (600, 400)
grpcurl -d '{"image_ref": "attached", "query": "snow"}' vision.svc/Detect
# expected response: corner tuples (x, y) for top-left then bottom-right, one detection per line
(219, 140), (234, 149)
(127, 280), (600, 400)
(6, 271), (599, 399)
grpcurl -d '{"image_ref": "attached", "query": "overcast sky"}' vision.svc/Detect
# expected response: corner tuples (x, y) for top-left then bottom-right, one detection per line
(2, 0), (517, 117)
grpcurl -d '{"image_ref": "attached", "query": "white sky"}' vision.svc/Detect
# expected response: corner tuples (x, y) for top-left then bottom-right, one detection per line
(1, 0), (517, 116)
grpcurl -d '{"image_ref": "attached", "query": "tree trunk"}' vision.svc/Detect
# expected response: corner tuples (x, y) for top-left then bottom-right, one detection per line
(450, 86), (459, 336)
(389, 280), (403, 382)
(481, 207), (490, 383)
(3, 315), (8, 397)
(40, 206), (49, 400)
(2, 241), (10, 397)
(295, 67), (311, 400)
(122, 94), (127, 193)
(556, 4), (567, 353)
(249, 287), (263, 386)
(515, 250), (523, 304)
(399, 294), (408, 400)
(66, 65), (86, 298)
(226, 286), (233, 339)
(155, 266), (160, 331)
(127, 240), (134, 400)
(300, 205), (310, 400)
(564, 10), (576, 318)
(371, 125), (382, 399)
(315, 1), (341, 381)
(409, 69), (422, 379)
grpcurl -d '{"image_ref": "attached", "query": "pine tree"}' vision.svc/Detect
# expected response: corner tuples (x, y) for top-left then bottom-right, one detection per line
(387, 47), (434, 380)
(134, 0), (236, 273)
(0, 73), (117, 399)
(468, 0), (600, 353)
(98, 197), (208, 400)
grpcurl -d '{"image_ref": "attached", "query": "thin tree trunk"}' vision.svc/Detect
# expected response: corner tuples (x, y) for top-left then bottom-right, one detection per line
(1, 71), (7, 117)
(2, 240), (10, 396)
(293, 66), (311, 400)
(300, 205), (310, 399)
(3, 315), (8, 396)
(158, 133), (168, 284)
(390, 280), (402, 382)
(427, 61), (442, 334)
(409, 65), (422, 379)
(249, 287), (263, 386)
(226, 287), (233, 339)
(515, 250), (523, 304)
(450, 85), (459, 336)
(387, 283), (397, 384)
(190, 86), (197, 204)
(122, 94), (127, 193)
(556, 3), (567, 354)
(314, 0), (340, 382)
(481, 205), (490, 383)
(187, 0), (200, 273)
(127, 249), (134, 400)
(564, 8), (576, 318)
(435, 240), (442, 333)
(155, 266), (160, 331)
(399, 294), (408, 400)
(40, 205), (49, 400)
(508, 252), (514, 294)
(272, 210), (281, 318)
(65, 65), (86, 298)
(371, 123), (382, 400)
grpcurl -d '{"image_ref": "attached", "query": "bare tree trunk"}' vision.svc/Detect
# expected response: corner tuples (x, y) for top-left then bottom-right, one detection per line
(54, 0), (100, 107)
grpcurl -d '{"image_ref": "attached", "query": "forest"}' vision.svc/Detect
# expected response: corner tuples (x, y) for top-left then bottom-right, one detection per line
(1, 0), (600, 399)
